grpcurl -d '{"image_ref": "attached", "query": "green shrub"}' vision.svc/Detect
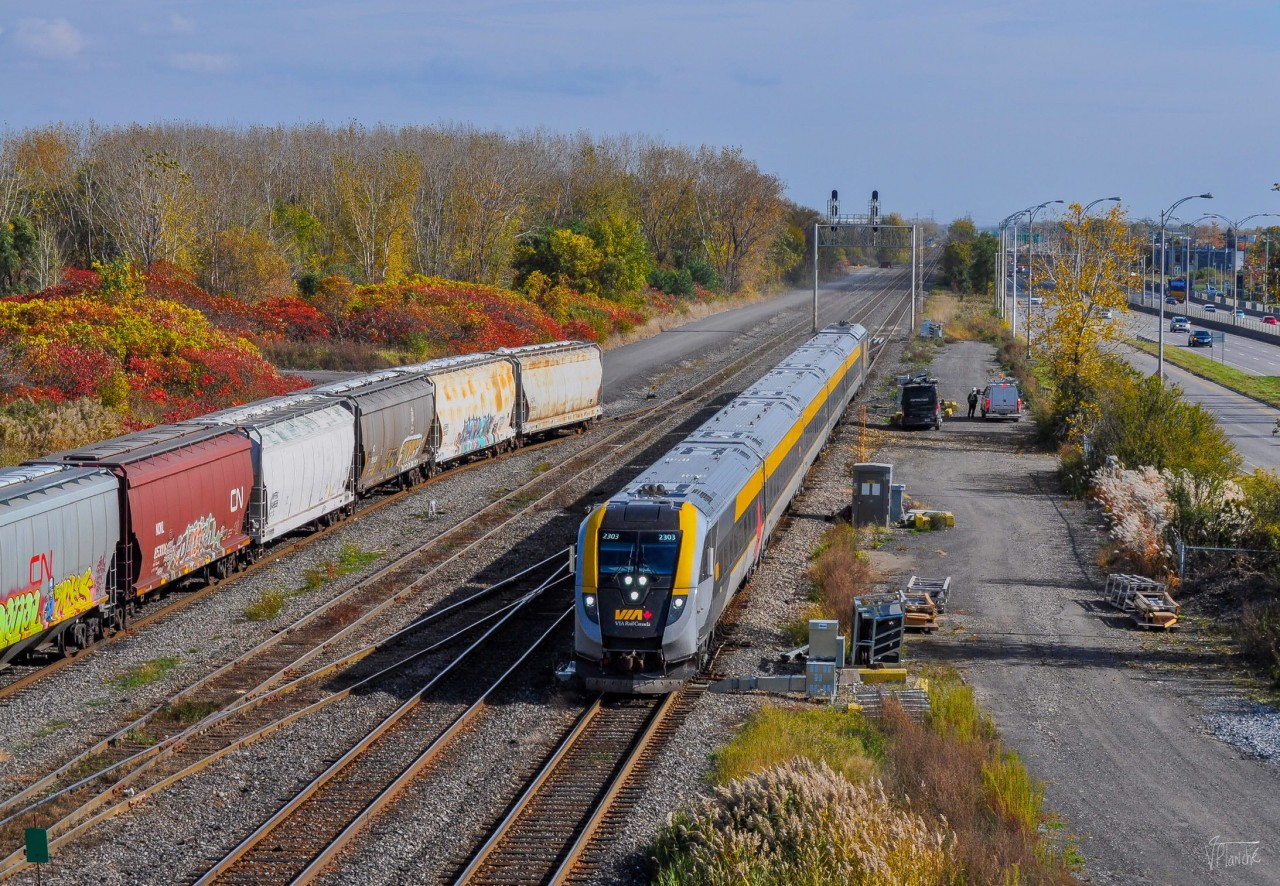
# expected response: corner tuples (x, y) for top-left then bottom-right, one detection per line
(244, 589), (286, 622)
(710, 705), (883, 786)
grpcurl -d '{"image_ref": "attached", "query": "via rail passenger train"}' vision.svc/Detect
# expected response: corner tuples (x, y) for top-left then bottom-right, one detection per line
(574, 321), (868, 693)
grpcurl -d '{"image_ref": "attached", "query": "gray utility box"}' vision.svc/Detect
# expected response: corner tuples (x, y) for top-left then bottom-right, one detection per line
(852, 463), (893, 527)
(806, 619), (846, 700)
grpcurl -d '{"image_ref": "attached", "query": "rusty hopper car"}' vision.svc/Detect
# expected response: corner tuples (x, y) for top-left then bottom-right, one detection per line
(36, 425), (254, 597)
(0, 465), (122, 664)
(496, 341), (604, 436)
(309, 371), (436, 492)
(188, 394), (357, 543)
(396, 354), (518, 468)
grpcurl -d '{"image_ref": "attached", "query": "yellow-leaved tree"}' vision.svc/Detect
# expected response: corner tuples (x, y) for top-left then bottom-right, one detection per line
(1031, 204), (1140, 440)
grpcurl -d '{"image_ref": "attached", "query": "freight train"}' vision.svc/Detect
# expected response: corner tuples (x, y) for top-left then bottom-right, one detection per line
(0, 341), (603, 667)
(573, 322), (868, 693)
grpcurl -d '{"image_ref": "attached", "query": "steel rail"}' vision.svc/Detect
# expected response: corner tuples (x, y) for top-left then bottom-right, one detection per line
(192, 607), (574, 885)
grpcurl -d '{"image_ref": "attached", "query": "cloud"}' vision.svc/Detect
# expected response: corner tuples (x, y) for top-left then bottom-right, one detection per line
(170, 53), (234, 74)
(15, 18), (86, 60)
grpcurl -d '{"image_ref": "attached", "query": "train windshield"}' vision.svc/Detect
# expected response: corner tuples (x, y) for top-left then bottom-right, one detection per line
(598, 530), (681, 581)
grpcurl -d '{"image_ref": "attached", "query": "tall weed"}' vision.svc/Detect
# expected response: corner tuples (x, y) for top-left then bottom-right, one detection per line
(652, 760), (952, 886)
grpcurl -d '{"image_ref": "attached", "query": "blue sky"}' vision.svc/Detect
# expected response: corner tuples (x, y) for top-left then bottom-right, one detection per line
(3, 0), (1278, 227)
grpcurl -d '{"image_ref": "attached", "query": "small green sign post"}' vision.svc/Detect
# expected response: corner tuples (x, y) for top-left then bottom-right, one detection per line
(25, 827), (49, 883)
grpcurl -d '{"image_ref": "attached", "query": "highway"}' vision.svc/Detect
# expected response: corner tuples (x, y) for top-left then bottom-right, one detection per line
(1003, 292), (1280, 471)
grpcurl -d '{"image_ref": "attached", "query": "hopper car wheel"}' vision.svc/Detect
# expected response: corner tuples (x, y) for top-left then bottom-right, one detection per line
(57, 631), (76, 659)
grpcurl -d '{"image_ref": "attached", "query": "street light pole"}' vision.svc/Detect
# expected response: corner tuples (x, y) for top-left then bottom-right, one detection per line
(1158, 193), (1213, 381)
(1197, 212), (1280, 304)
(1075, 196), (1122, 279)
(1026, 199), (1064, 356)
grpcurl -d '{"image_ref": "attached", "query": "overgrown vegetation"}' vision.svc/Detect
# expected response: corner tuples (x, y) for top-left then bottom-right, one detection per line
(302, 542), (384, 591)
(244, 588), (287, 622)
(789, 523), (874, 641)
(112, 657), (181, 690)
(651, 671), (1075, 885)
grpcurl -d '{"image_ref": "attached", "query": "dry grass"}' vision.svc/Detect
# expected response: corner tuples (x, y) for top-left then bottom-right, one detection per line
(0, 397), (127, 467)
(1238, 598), (1280, 684)
(652, 760), (953, 886)
(601, 290), (763, 350)
(878, 674), (1076, 886)
(808, 523), (875, 638)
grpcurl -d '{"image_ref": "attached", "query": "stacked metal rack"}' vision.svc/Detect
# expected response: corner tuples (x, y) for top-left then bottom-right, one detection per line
(1104, 573), (1180, 629)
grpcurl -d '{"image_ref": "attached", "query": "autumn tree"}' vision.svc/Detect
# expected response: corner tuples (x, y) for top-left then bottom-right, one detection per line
(1033, 204), (1141, 440)
(199, 228), (294, 302)
(332, 129), (419, 283)
(694, 147), (785, 295)
(90, 142), (203, 269)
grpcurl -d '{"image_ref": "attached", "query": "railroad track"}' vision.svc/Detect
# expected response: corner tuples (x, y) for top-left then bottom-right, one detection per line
(2, 278), (918, 883)
(0, 428), (575, 703)
(451, 685), (706, 886)
(0, 553), (574, 880)
(192, 604), (576, 885)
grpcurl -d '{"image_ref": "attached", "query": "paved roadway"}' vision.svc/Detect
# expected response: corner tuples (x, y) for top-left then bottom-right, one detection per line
(1124, 298), (1280, 378)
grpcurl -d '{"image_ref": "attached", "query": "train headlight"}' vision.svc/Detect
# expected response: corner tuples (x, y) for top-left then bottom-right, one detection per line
(638, 575), (648, 586)
(628, 590), (641, 602)
(582, 593), (599, 624)
(667, 595), (687, 624)
(623, 575), (633, 586)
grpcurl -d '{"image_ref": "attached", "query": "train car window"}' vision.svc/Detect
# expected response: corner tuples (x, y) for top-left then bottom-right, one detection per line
(638, 533), (680, 576)
(598, 534), (634, 574)
(701, 546), (714, 581)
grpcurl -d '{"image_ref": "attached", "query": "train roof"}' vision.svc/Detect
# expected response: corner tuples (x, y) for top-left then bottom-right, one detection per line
(685, 396), (800, 461)
(0, 465), (118, 527)
(191, 392), (350, 428)
(306, 371), (435, 410)
(616, 441), (759, 521)
(307, 369), (412, 394)
(35, 423), (239, 467)
(395, 351), (509, 376)
(493, 340), (599, 357)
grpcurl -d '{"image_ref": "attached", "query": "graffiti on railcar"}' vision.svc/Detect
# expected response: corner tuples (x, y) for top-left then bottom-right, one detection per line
(153, 514), (228, 579)
(456, 414), (498, 452)
(0, 552), (106, 646)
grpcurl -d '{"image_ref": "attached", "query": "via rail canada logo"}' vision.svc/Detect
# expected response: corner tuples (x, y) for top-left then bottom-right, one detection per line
(614, 608), (652, 625)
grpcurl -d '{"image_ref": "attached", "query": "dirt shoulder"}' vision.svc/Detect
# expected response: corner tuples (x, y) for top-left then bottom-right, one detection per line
(880, 340), (1279, 885)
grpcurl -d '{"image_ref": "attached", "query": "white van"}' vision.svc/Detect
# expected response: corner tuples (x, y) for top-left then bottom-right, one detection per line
(982, 379), (1022, 421)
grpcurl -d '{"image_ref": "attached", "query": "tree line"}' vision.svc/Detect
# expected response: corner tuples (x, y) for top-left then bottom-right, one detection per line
(0, 123), (821, 303)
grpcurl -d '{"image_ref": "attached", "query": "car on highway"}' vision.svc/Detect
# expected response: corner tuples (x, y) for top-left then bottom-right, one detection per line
(1099, 308), (1115, 320)
(1202, 303), (1217, 313)
(1206, 286), (1220, 297)
(1169, 316), (1189, 332)
(1188, 330), (1213, 347)
(1165, 296), (1181, 305)
(1235, 309), (1246, 320)
(1029, 296), (1044, 306)
(1264, 316), (1279, 326)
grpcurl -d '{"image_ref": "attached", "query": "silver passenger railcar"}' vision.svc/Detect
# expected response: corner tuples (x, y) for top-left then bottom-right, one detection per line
(574, 322), (868, 693)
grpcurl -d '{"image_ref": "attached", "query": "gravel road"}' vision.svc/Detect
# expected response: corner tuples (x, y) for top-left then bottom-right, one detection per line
(893, 339), (1280, 886)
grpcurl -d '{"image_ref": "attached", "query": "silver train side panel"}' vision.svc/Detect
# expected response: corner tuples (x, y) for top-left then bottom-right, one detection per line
(0, 466), (120, 665)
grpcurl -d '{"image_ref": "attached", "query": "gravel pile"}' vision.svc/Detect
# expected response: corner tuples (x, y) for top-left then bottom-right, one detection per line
(1202, 697), (1280, 763)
